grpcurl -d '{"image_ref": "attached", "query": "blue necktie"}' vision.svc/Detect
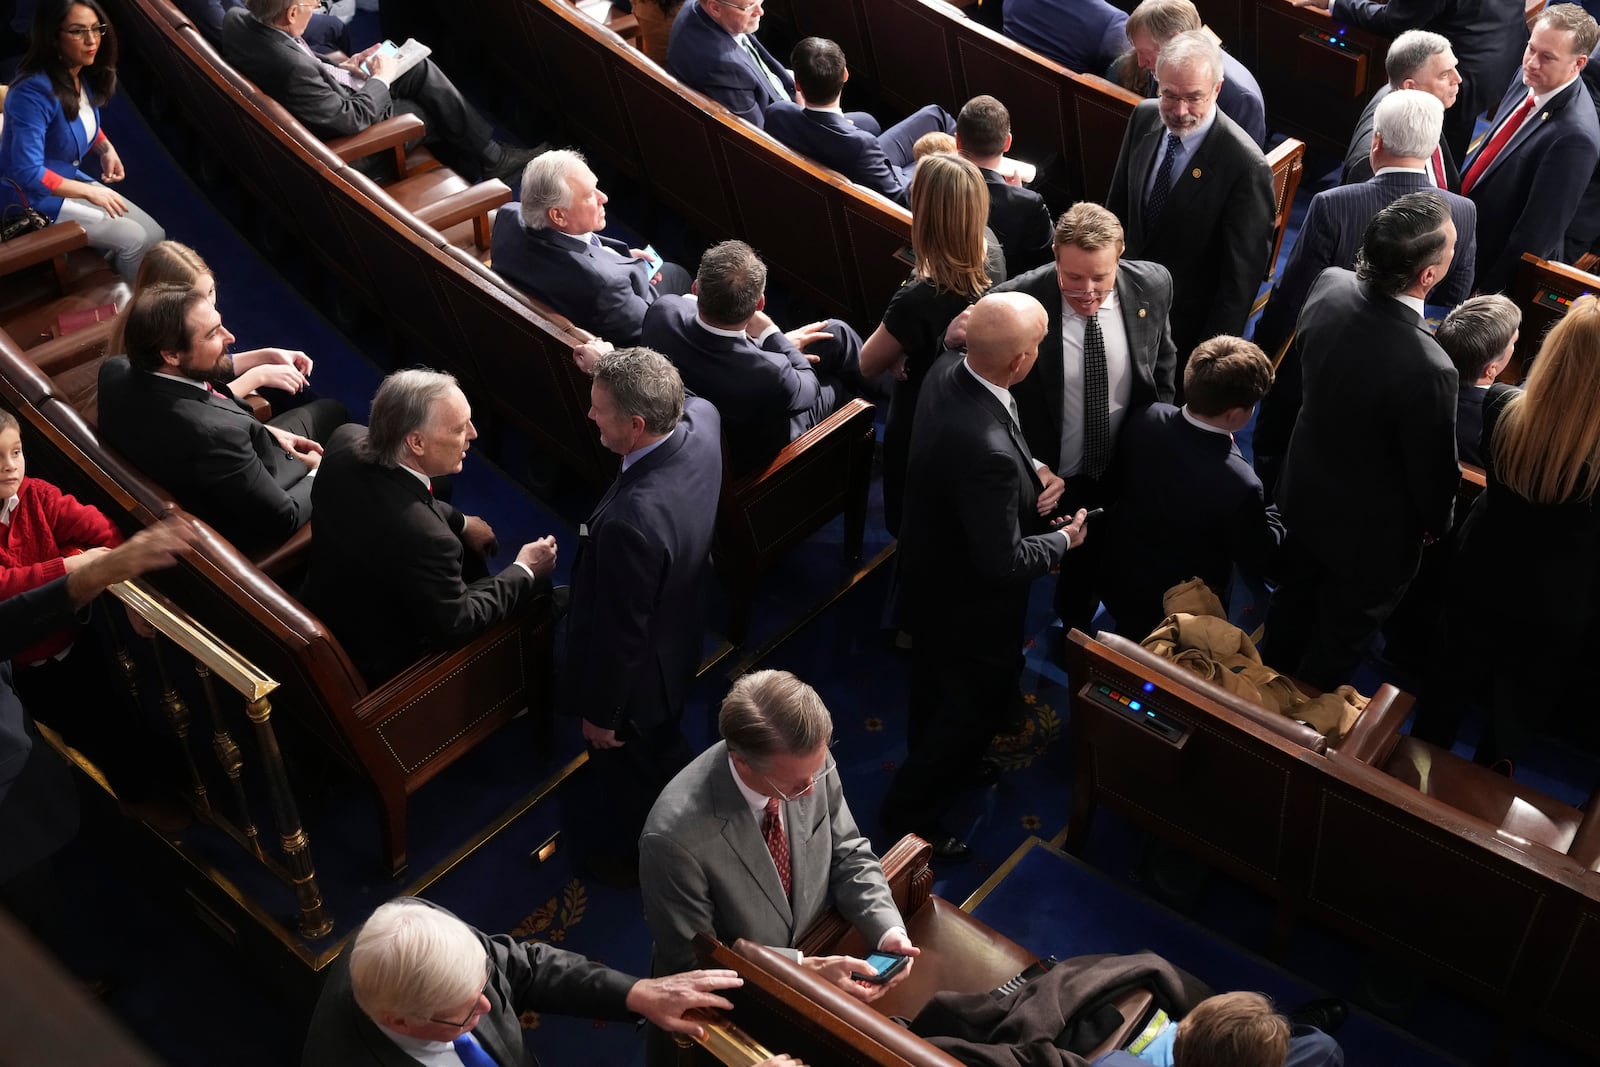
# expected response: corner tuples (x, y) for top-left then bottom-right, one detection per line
(1146, 131), (1181, 221)
(452, 1032), (500, 1067)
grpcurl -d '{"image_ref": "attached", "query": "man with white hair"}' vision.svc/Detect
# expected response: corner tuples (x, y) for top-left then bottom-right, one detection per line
(1105, 29), (1274, 388)
(300, 897), (752, 1066)
(1340, 30), (1464, 187)
(1255, 89), (1477, 361)
(490, 150), (692, 345)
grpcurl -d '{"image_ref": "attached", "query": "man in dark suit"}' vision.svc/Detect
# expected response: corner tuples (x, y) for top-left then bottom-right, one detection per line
(490, 150), (692, 345)
(221, 1), (535, 183)
(764, 38), (955, 208)
(1106, 31), (1274, 381)
(1459, 4), (1600, 294)
(1101, 336), (1284, 641)
(98, 284), (347, 556)
(640, 240), (861, 474)
(561, 347), (722, 882)
(956, 95), (1055, 273)
(1109, 0), (1268, 148)
(1255, 90), (1477, 361)
(1004, 0), (1129, 77)
(1435, 294), (1519, 466)
(1298, 0), (1529, 166)
(1565, 39), (1600, 259)
(1259, 192), (1461, 691)
(1340, 32), (1463, 187)
(666, 0), (797, 128)
(178, 0), (347, 53)
(299, 369), (557, 686)
(300, 897), (747, 1067)
(882, 292), (1088, 857)
(992, 201), (1178, 631)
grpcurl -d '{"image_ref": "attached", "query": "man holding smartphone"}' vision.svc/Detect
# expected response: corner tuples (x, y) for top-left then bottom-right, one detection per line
(640, 670), (918, 1002)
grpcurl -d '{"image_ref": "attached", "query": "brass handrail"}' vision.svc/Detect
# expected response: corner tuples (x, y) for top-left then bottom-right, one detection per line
(111, 579), (278, 701)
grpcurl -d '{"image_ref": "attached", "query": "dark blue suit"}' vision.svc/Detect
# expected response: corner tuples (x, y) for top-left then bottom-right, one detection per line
(1004, 0), (1129, 77)
(640, 295), (858, 473)
(666, 0), (792, 128)
(1254, 169), (1477, 359)
(490, 206), (688, 345)
(1464, 75), (1600, 293)
(176, 0), (348, 54)
(764, 102), (954, 207)
(981, 167), (1055, 273)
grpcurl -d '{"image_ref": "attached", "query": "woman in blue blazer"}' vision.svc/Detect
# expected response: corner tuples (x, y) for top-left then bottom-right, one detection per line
(1, 0), (164, 280)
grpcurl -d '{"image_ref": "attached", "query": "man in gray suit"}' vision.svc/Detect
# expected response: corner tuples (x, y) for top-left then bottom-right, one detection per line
(640, 670), (917, 999)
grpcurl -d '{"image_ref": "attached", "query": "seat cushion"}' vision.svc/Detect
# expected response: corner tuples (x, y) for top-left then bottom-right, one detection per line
(1383, 737), (1583, 853)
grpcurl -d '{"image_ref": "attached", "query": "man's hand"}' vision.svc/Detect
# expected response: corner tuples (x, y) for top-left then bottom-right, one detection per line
(365, 51), (398, 80)
(98, 141), (125, 183)
(270, 428), (324, 470)
(746, 309), (777, 339)
(624, 969), (743, 1037)
(582, 718), (624, 749)
(573, 339), (614, 376)
(944, 307), (972, 350)
(784, 320), (833, 360)
(65, 520), (196, 606)
(757, 1058), (809, 1067)
(1053, 507), (1089, 549)
(798, 955), (894, 1003)
(461, 515), (499, 558)
(61, 546), (111, 573)
(1036, 468), (1065, 516)
(514, 535), (557, 576)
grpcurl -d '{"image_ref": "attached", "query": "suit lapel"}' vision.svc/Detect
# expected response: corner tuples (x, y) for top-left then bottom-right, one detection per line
(1115, 267), (1155, 391)
(1026, 270), (1067, 447)
(1150, 120), (1222, 239)
(786, 791), (824, 930)
(711, 759), (794, 926)
(587, 425), (690, 524)
(953, 359), (1043, 490)
(1127, 113), (1163, 246)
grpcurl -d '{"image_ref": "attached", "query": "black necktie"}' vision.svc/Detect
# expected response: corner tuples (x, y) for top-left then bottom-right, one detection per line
(1082, 312), (1110, 480)
(1147, 131), (1181, 221)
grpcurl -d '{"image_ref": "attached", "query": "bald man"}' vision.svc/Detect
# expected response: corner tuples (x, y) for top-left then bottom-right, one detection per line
(882, 293), (1088, 859)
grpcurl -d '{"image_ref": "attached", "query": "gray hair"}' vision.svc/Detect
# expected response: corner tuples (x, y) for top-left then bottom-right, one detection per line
(245, 0), (297, 22)
(518, 149), (587, 231)
(349, 899), (488, 1024)
(1155, 29), (1222, 85)
(364, 368), (462, 466)
(1437, 294), (1521, 382)
(593, 348), (684, 435)
(1385, 30), (1453, 87)
(1374, 89), (1444, 159)
(719, 670), (834, 766)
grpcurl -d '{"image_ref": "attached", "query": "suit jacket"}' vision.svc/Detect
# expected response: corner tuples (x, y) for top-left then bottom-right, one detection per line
(1569, 43), (1600, 260)
(981, 168), (1055, 273)
(178, 0), (347, 52)
(565, 398), (722, 733)
(1464, 75), (1600, 293)
(299, 426), (539, 686)
(639, 740), (903, 975)
(1340, 85), (1462, 188)
(1271, 269), (1459, 581)
(1003, 0), (1129, 78)
(994, 259), (1178, 472)
(300, 902), (637, 1067)
(641, 296), (825, 473)
(96, 356), (312, 554)
(221, 6), (395, 140)
(491, 207), (659, 345)
(0, 72), (104, 219)
(764, 102), (911, 206)
(1106, 103), (1275, 358)
(1254, 169), (1477, 359)
(666, 0), (792, 128)
(897, 353), (1069, 663)
(1101, 405), (1283, 639)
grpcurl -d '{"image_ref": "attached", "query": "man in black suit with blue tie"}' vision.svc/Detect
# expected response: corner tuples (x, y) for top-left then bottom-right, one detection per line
(490, 151), (692, 345)
(764, 38), (955, 207)
(1459, 4), (1600, 293)
(561, 347), (722, 883)
(1254, 89), (1477, 361)
(882, 292), (1088, 859)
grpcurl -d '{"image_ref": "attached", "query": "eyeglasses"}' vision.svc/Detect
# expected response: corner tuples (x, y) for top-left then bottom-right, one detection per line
(60, 23), (110, 41)
(426, 962), (491, 1030)
(761, 754), (839, 803)
(712, 0), (763, 12)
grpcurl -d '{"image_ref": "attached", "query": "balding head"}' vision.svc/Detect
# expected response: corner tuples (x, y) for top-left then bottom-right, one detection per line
(966, 292), (1049, 386)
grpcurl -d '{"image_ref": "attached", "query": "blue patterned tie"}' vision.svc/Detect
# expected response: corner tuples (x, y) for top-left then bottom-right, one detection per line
(1146, 131), (1182, 221)
(452, 1031), (500, 1067)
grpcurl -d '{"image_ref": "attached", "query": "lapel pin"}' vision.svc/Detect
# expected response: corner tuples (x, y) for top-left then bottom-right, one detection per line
(1542, 112), (1550, 120)
(1191, 167), (1202, 178)
(1138, 308), (1147, 318)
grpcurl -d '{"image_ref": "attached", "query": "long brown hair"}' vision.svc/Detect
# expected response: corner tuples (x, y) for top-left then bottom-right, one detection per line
(907, 153), (990, 300)
(15, 0), (118, 112)
(1492, 294), (1600, 504)
(110, 240), (211, 354)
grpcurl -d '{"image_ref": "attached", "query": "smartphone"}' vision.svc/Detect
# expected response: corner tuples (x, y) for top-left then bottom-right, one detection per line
(1084, 507), (1105, 521)
(642, 243), (665, 276)
(852, 950), (910, 985)
(361, 40), (400, 75)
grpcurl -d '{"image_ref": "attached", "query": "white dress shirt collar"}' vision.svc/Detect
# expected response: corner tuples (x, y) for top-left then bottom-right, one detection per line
(1180, 406), (1234, 437)
(0, 493), (18, 525)
(695, 313), (749, 340)
(376, 1026), (462, 1066)
(397, 463), (432, 490)
(1533, 74), (1581, 112)
(1394, 293), (1426, 319)
(961, 357), (1021, 415)
(728, 753), (778, 828)
(1372, 165), (1426, 177)
(153, 371), (213, 394)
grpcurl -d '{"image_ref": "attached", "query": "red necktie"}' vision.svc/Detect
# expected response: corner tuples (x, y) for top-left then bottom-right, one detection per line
(1429, 146), (1446, 188)
(1462, 94), (1536, 195)
(762, 797), (791, 897)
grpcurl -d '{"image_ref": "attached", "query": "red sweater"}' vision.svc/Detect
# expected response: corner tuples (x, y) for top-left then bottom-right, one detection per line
(1, 477), (122, 663)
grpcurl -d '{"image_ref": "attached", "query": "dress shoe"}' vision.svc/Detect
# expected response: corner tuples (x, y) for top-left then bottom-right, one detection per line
(926, 834), (972, 862)
(484, 142), (547, 186)
(1285, 997), (1349, 1036)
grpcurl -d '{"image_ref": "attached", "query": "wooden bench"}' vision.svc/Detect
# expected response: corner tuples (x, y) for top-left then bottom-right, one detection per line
(1506, 251), (1599, 383)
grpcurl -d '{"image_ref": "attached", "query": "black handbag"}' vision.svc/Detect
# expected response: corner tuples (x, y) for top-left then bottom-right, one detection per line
(0, 178), (51, 242)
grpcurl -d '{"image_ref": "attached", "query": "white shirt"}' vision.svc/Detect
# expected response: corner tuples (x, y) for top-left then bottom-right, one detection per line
(0, 493), (18, 526)
(1180, 405), (1234, 438)
(1142, 107), (1218, 204)
(962, 359), (1071, 547)
(1058, 288), (1132, 476)
(560, 230), (626, 260)
(153, 371), (212, 393)
(1394, 293), (1426, 319)
(377, 1027), (468, 1067)
(697, 311), (780, 346)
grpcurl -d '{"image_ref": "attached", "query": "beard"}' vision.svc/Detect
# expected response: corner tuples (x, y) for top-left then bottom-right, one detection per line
(181, 351), (235, 387)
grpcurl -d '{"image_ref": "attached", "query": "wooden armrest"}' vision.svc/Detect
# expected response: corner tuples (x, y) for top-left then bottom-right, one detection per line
(326, 113), (427, 165)
(413, 179), (513, 248)
(243, 393), (272, 422)
(795, 833), (931, 958)
(28, 317), (116, 377)
(249, 521), (311, 580)
(1332, 683), (1416, 765)
(726, 398), (876, 493)
(0, 222), (89, 277)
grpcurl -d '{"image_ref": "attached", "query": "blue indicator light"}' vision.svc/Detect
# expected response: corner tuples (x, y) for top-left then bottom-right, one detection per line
(1142, 682), (1155, 692)
(1130, 701), (1142, 711)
